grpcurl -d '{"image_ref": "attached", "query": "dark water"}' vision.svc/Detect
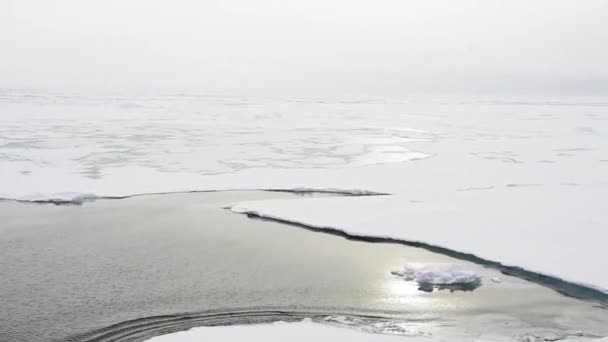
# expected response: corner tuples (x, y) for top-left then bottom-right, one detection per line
(1, 191), (607, 342)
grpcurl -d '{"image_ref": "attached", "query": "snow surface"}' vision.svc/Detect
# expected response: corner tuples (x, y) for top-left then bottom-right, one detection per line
(145, 320), (433, 342)
(2, 92), (607, 292)
(391, 263), (481, 287)
(144, 319), (608, 342)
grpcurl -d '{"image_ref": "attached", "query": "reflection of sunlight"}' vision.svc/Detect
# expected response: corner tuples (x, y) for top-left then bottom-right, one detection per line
(383, 277), (472, 312)
(382, 278), (434, 307)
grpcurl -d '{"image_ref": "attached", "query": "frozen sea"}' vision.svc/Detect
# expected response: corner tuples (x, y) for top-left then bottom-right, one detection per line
(1, 90), (608, 341)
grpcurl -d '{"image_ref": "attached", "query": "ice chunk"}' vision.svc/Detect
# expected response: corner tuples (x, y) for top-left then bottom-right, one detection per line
(7, 192), (99, 205)
(391, 263), (482, 292)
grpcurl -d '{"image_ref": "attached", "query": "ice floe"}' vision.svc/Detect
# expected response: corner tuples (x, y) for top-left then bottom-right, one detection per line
(145, 319), (433, 342)
(391, 263), (482, 292)
(144, 318), (608, 342)
(3, 192), (100, 204)
(228, 184), (608, 295)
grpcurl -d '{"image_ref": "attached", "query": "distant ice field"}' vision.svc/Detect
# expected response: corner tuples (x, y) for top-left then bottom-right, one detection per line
(0, 92), (436, 178)
(1, 90), (607, 293)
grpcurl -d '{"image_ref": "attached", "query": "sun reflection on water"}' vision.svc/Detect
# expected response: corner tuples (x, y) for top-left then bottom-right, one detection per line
(381, 276), (471, 312)
(382, 277), (434, 307)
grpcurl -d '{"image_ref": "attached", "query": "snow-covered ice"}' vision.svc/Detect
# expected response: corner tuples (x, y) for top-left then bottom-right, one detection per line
(391, 263), (482, 289)
(228, 184), (608, 293)
(1, 92), (607, 293)
(144, 319), (608, 342)
(144, 319), (433, 342)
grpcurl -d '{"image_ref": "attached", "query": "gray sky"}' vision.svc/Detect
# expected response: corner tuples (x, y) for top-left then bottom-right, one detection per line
(1, 0), (607, 96)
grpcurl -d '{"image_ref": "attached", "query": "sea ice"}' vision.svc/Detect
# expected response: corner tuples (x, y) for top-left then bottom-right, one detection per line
(143, 319), (608, 342)
(391, 263), (482, 291)
(229, 183), (608, 294)
(144, 319), (432, 342)
(2, 92), (607, 294)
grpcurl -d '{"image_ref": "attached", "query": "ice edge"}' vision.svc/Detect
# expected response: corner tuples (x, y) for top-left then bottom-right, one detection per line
(229, 207), (608, 304)
(0, 188), (389, 205)
(4, 187), (606, 303)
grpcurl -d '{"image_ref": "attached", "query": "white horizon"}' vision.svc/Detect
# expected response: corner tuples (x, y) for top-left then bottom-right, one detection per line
(2, 0), (607, 97)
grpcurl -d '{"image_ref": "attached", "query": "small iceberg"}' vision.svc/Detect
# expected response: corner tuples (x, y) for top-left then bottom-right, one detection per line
(391, 263), (482, 292)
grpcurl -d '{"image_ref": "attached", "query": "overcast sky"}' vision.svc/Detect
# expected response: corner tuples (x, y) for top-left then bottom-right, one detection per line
(1, 0), (607, 96)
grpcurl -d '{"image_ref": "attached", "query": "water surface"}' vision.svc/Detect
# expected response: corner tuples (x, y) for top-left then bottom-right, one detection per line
(1, 191), (607, 341)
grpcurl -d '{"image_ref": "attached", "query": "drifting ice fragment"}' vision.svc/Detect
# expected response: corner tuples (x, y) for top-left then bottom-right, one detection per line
(491, 277), (502, 283)
(391, 263), (482, 292)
